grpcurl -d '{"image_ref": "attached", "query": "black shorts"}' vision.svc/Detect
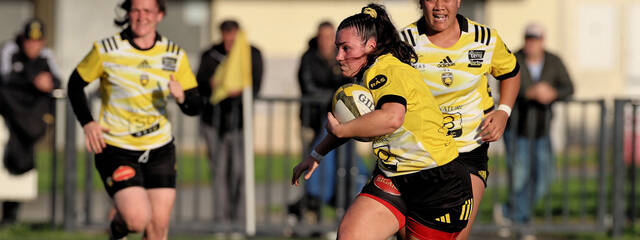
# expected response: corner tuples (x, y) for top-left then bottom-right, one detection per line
(95, 141), (177, 197)
(359, 159), (473, 234)
(458, 143), (489, 187)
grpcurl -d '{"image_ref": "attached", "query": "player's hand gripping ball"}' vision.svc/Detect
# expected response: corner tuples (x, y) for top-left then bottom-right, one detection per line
(331, 83), (375, 142)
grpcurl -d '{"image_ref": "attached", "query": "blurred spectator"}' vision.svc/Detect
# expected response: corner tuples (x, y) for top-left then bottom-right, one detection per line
(0, 18), (60, 224)
(196, 19), (263, 224)
(495, 23), (574, 238)
(288, 21), (369, 224)
(297, 21), (343, 143)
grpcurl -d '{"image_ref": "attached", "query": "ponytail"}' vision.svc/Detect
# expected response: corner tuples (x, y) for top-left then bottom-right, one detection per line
(337, 3), (417, 65)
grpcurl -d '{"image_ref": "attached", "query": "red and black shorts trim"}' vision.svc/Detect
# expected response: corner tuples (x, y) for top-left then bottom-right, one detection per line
(457, 142), (490, 187)
(95, 140), (177, 197)
(359, 159), (473, 235)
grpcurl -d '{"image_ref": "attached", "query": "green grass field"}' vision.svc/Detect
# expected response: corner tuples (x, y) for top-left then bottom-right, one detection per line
(21, 150), (640, 239)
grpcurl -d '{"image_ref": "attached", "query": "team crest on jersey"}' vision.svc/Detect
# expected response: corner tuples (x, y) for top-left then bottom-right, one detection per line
(140, 74), (149, 86)
(368, 75), (387, 89)
(441, 71), (454, 87)
(467, 50), (485, 68)
(162, 57), (177, 71)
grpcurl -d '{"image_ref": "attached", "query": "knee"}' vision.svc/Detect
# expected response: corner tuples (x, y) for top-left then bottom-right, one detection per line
(148, 217), (170, 233)
(123, 214), (151, 232)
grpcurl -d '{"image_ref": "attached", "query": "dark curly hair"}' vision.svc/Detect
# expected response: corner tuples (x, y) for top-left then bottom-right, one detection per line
(337, 3), (417, 65)
(114, 0), (167, 27)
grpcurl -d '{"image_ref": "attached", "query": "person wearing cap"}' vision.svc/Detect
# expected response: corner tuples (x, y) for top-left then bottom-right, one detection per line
(494, 23), (574, 239)
(0, 18), (61, 224)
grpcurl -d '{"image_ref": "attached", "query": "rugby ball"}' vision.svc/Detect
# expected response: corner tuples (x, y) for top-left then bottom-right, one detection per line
(331, 83), (375, 142)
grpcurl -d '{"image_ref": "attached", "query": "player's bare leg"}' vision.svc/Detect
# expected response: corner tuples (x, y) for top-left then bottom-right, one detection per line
(112, 187), (152, 238)
(338, 195), (400, 240)
(456, 174), (484, 240)
(143, 188), (176, 240)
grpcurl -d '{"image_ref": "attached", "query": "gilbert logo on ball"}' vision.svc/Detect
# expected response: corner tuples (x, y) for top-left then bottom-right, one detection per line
(332, 83), (375, 142)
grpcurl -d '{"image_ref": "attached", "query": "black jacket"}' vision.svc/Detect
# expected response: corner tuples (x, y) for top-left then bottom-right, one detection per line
(510, 49), (574, 137)
(0, 39), (60, 174)
(297, 37), (343, 129)
(0, 39), (60, 141)
(196, 43), (263, 134)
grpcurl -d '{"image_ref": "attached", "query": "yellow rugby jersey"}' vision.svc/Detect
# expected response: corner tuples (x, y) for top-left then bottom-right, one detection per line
(400, 15), (519, 153)
(357, 54), (458, 177)
(76, 30), (198, 151)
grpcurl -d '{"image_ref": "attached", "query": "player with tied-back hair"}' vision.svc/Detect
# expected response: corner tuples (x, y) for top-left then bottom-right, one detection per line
(67, 0), (201, 239)
(292, 4), (473, 239)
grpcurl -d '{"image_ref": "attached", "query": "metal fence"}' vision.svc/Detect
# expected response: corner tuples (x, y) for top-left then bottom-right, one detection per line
(16, 96), (640, 238)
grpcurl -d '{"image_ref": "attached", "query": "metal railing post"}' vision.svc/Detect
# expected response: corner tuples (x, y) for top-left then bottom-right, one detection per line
(612, 99), (627, 237)
(596, 100), (608, 228)
(63, 101), (77, 231)
(50, 98), (58, 226)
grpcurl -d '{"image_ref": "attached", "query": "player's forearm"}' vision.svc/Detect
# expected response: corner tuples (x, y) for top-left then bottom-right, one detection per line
(67, 70), (94, 126)
(313, 133), (348, 156)
(498, 71), (521, 108)
(336, 103), (405, 138)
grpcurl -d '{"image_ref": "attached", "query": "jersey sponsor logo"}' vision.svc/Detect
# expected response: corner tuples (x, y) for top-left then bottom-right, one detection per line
(162, 57), (177, 72)
(440, 105), (463, 112)
(441, 71), (454, 87)
(467, 50), (485, 68)
(411, 62), (429, 70)
(137, 60), (151, 69)
(443, 113), (463, 138)
(112, 165), (136, 182)
(437, 56), (455, 68)
(368, 75), (388, 90)
(131, 123), (160, 137)
(373, 174), (401, 196)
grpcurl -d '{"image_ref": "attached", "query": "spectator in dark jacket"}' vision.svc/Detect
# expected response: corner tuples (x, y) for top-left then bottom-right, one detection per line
(495, 23), (574, 236)
(297, 21), (343, 143)
(196, 19), (263, 224)
(0, 18), (60, 224)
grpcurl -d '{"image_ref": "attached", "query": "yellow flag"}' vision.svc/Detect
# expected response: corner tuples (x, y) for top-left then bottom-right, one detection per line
(210, 30), (252, 104)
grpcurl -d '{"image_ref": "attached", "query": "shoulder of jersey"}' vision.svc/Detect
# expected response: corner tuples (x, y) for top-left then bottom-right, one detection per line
(94, 34), (184, 56)
(467, 19), (495, 46)
(370, 55), (417, 81)
(95, 33), (124, 54)
(159, 36), (184, 56)
(399, 22), (419, 47)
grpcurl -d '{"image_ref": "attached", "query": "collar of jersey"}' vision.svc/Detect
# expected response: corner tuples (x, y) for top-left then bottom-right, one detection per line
(119, 27), (162, 51)
(417, 14), (468, 36)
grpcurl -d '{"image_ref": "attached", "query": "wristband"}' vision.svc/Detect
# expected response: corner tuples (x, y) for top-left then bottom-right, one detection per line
(310, 150), (325, 163)
(497, 104), (512, 117)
